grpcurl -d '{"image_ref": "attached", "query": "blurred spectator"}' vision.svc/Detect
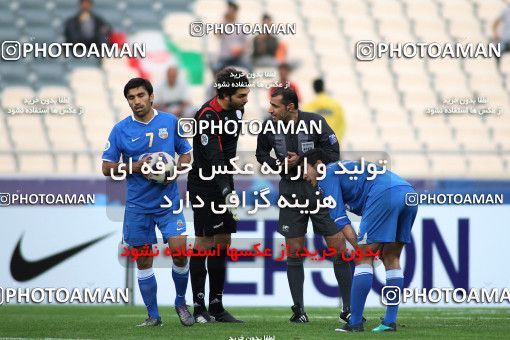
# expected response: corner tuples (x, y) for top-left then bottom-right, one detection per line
(304, 79), (346, 142)
(252, 13), (279, 67)
(214, 1), (252, 72)
(64, 0), (112, 49)
(493, 2), (510, 67)
(275, 41), (288, 64)
(154, 65), (194, 118)
(269, 62), (301, 102)
(205, 68), (220, 101)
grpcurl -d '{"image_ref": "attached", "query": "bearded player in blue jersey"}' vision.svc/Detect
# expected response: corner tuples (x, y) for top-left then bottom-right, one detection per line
(102, 78), (194, 327)
(301, 149), (418, 333)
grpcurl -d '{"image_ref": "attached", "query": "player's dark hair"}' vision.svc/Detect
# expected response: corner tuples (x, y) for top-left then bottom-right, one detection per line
(215, 67), (249, 99)
(313, 78), (324, 94)
(302, 148), (336, 166)
(123, 78), (153, 98)
(271, 87), (299, 110)
(227, 0), (239, 11)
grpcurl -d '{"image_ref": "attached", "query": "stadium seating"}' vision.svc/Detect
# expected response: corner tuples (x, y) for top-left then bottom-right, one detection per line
(0, 0), (508, 177)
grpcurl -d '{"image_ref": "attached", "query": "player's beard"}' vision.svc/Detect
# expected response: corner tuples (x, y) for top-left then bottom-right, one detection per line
(133, 103), (151, 119)
(228, 96), (246, 110)
(282, 109), (291, 124)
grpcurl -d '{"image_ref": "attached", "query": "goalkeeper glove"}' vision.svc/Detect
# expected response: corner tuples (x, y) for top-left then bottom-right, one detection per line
(225, 192), (240, 221)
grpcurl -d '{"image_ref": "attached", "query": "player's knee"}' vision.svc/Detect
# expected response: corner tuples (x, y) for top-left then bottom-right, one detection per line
(167, 235), (186, 250)
(285, 237), (304, 255)
(325, 231), (345, 250)
(194, 236), (214, 249)
(382, 255), (400, 269)
(214, 233), (231, 249)
(382, 246), (402, 268)
(136, 257), (153, 270)
(172, 255), (188, 267)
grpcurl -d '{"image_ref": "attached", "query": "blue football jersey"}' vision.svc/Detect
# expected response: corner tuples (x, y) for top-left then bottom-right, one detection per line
(318, 160), (412, 228)
(102, 110), (192, 213)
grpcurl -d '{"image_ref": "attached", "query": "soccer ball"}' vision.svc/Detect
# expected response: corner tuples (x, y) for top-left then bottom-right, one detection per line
(145, 152), (176, 184)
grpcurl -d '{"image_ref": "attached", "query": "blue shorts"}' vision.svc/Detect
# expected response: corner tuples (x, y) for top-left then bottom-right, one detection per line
(358, 185), (417, 244)
(123, 209), (187, 247)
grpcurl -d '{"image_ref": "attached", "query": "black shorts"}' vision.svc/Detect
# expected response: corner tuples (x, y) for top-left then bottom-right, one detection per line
(189, 191), (237, 237)
(278, 179), (339, 238)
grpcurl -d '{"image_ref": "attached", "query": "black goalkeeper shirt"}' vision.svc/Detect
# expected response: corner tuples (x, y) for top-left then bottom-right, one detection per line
(188, 96), (243, 198)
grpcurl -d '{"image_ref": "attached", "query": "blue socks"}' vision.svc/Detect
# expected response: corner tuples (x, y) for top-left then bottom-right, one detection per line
(137, 261), (189, 317)
(349, 264), (373, 326)
(383, 268), (404, 325)
(137, 268), (160, 320)
(172, 261), (190, 307)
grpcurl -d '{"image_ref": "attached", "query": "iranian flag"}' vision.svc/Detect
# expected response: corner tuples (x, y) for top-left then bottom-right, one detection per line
(111, 30), (204, 85)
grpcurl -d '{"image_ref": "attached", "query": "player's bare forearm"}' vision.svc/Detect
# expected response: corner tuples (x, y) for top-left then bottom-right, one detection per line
(176, 152), (191, 171)
(102, 161), (122, 177)
(341, 224), (359, 249)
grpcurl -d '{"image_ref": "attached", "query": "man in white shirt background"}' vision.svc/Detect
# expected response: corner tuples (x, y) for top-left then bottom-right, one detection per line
(154, 65), (195, 118)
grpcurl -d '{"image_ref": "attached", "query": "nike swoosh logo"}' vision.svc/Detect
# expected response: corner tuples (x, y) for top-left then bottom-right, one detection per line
(177, 227), (185, 231)
(212, 222), (224, 229)
(10, 232), (114, 282)
(131, 137), (140, 142)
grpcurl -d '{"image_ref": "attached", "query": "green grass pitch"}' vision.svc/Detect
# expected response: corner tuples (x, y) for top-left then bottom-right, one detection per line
(0, 306), (509, 339)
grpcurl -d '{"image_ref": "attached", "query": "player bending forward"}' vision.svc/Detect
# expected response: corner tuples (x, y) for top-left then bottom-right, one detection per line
(302, 149), (418, 333)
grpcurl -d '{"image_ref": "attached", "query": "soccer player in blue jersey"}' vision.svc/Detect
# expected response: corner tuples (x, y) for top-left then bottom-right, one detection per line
(301, 149), (418, 333)
(102, 78), (194, 327)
